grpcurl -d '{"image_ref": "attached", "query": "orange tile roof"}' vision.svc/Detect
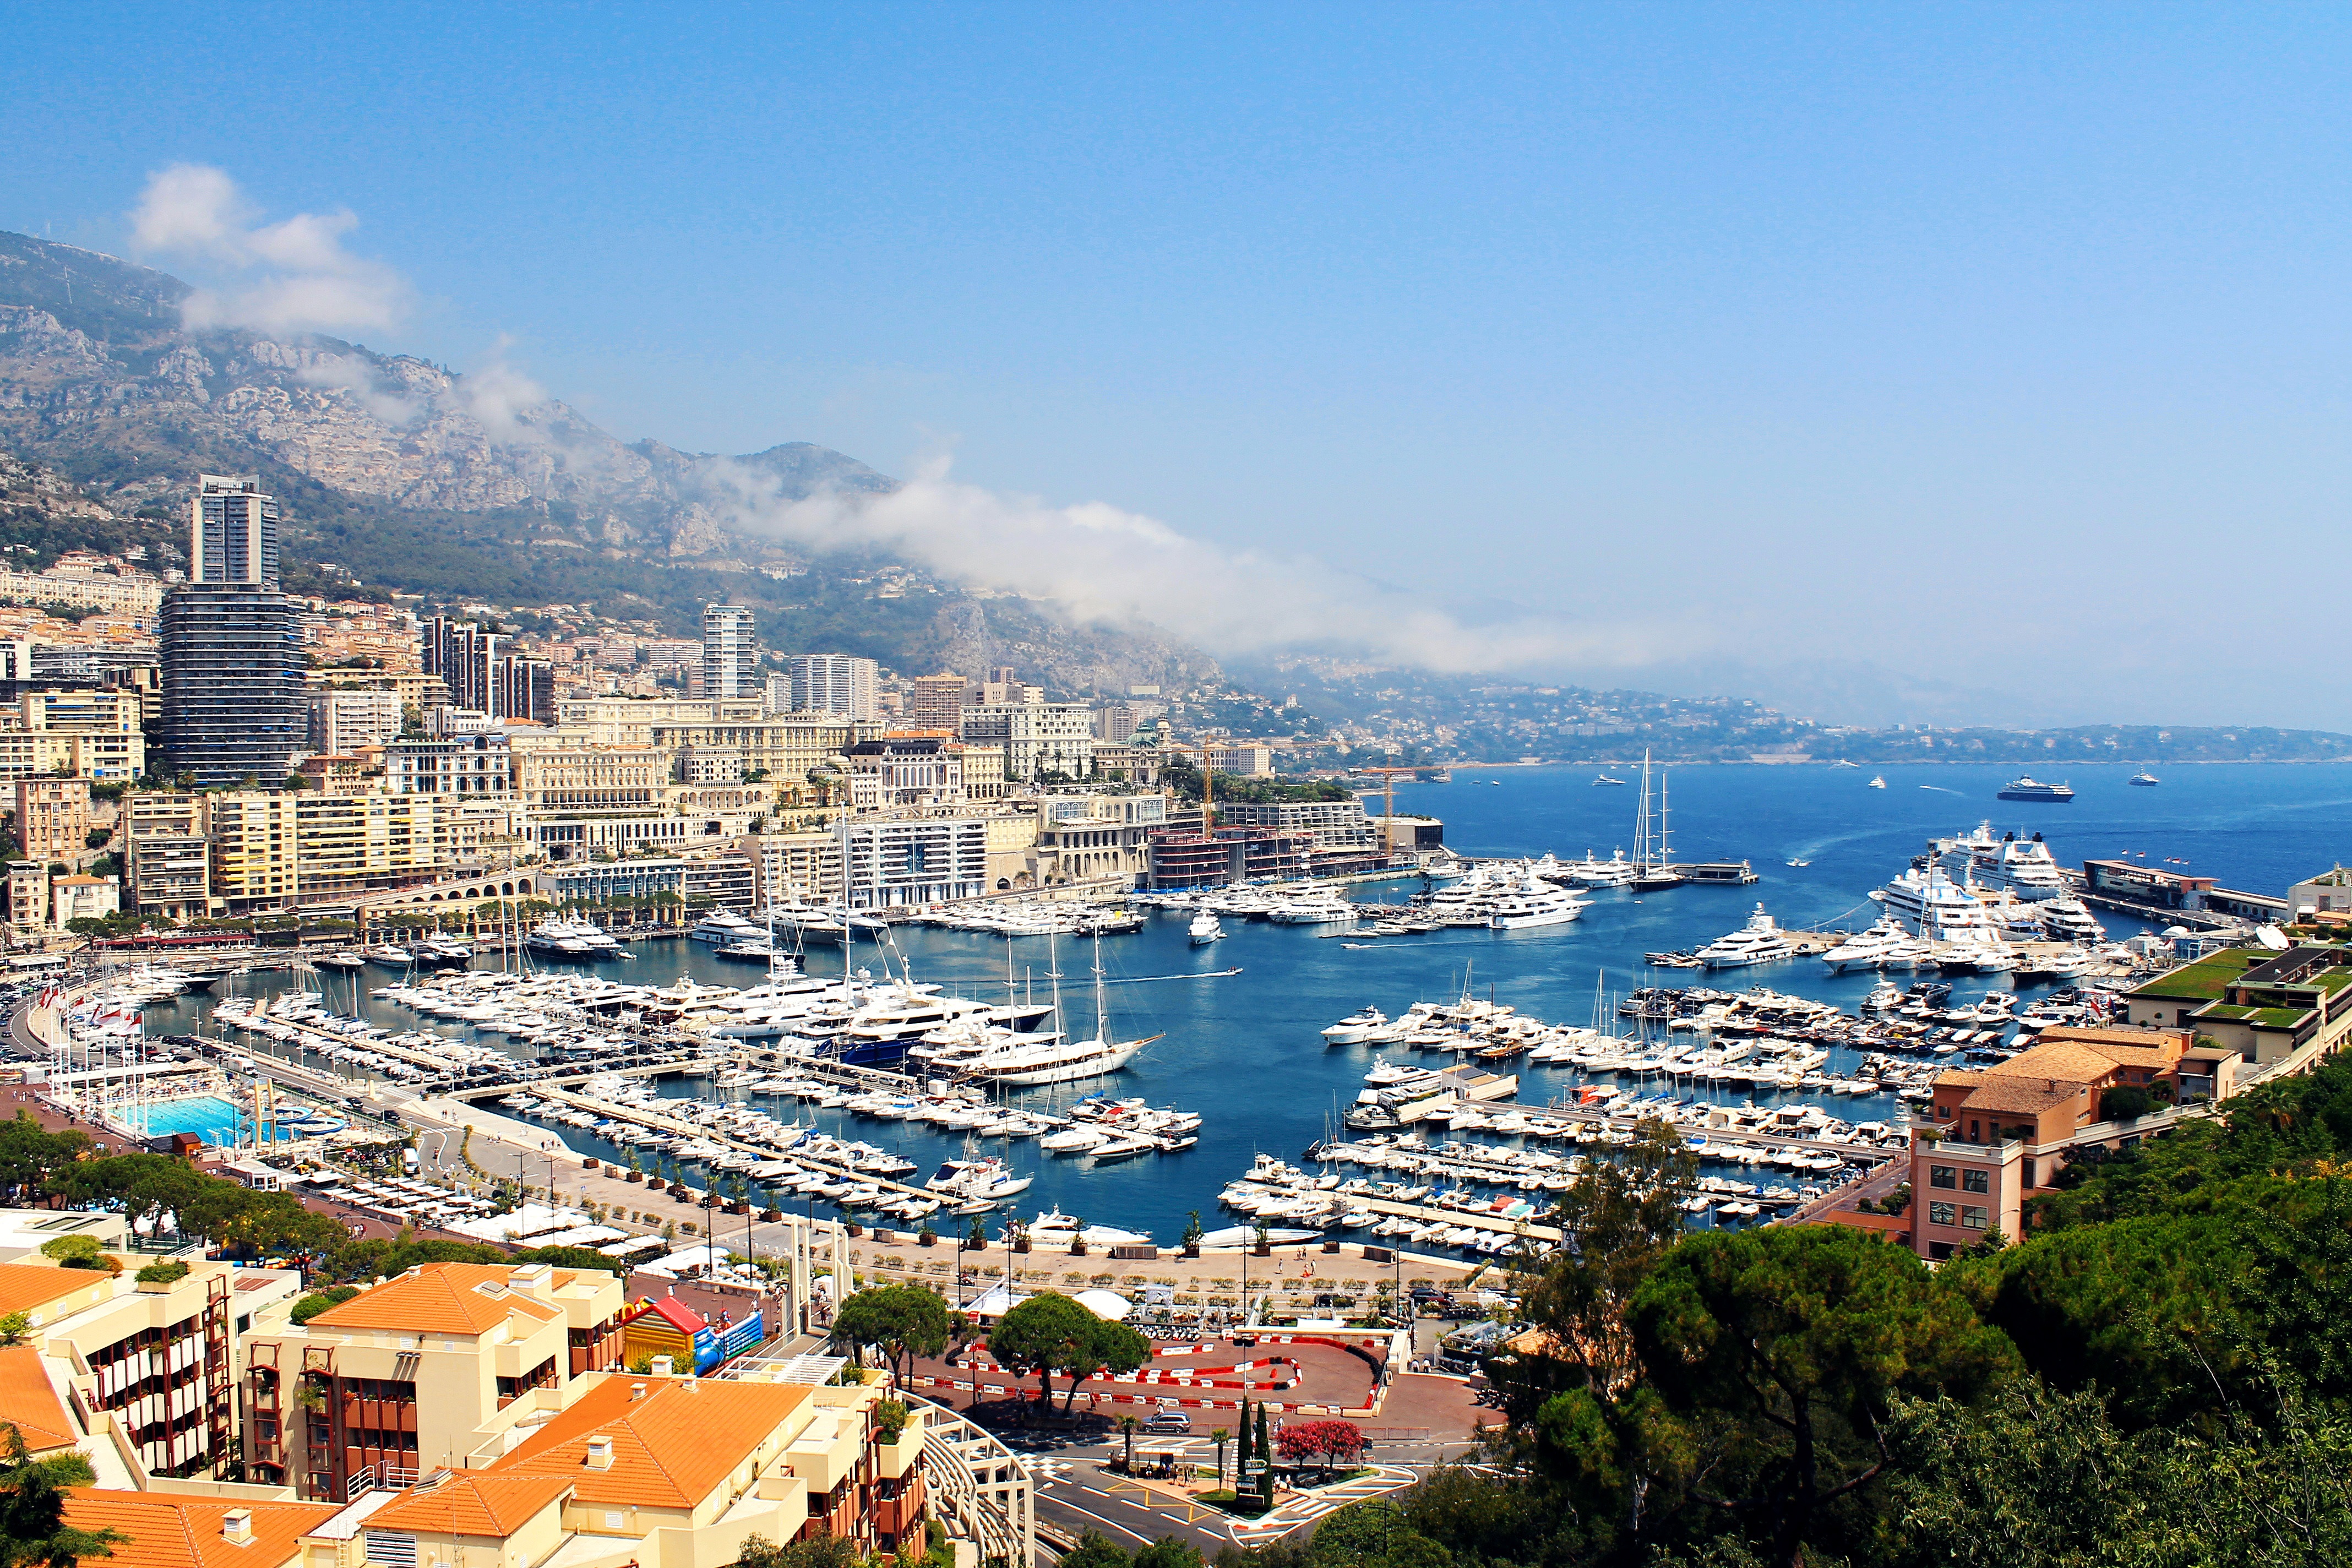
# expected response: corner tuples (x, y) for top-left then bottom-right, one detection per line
(1949, 1079), (2083, 1116)
(363, 1474), (574, 1538)
(1985, 1042), (2124, 1086)
(0, 1263), (108, 1320)
(62, 1489), (339, 1568)
(491, 1376), (813, 1509)
(307, 1264), (563, 1335)
(0, 1344), (77, 1452)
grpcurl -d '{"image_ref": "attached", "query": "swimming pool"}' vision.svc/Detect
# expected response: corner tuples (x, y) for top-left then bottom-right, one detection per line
(113, 1096), (290, 1146)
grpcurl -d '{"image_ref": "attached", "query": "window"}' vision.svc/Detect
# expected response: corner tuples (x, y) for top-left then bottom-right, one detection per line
(1929, 1166), (1957, 1189)
(2023, 1158), (2038, 1188)
(1929, 1201), (1957, 1226)
(1962, 1169), (1989, 1194)
(1961, 1205), (1989, 1230)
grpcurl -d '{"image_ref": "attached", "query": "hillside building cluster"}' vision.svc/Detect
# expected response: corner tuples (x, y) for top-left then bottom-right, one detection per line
(0, 475), (1439, 935)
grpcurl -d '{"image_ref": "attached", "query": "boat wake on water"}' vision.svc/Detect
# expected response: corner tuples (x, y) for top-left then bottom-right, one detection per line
(1918, 784), (1964, 794)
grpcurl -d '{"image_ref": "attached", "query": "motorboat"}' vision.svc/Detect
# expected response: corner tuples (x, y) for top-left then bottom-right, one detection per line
(1188, 911), (1225, 945)
(1867, 776), (1887, 790)
(923, 1158), (1033, 1202)
(1321, 1007), (1390, 1045)
(2130, 772), (2159, 786)
(1591, 774), (1627, 786)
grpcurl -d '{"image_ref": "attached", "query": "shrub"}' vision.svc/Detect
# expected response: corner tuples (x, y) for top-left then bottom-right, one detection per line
(2101, 1085), (2155, 1123)
(134, 1260), (189, 1286)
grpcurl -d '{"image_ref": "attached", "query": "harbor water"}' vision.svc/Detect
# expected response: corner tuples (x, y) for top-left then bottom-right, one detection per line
(141, 761), (2351, 1243)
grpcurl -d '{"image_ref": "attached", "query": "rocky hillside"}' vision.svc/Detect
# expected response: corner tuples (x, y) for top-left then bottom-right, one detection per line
(0, 231), (1211, 694)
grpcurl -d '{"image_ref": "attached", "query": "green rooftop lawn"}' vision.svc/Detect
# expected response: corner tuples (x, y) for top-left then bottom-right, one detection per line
(2254, 1007), (2315, 1028)
(2199, 1004), (2258, 1020)
(2132, 948), (2261, 1001)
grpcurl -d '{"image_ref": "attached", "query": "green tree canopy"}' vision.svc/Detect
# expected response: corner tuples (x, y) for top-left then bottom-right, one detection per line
(1628, 1224), (2017, 1568)
(831, 1283), (958, 1385)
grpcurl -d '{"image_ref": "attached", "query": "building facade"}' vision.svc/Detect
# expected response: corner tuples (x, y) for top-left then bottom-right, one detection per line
(844, 736), (964, 809)
(14, 776), (90, 862)
(386, 733), (514, 797)
(958, 700), (1095, 781)
(785, 654), (878, 722)
(908, 672), (967, 732)
(308, 689), (405, 756)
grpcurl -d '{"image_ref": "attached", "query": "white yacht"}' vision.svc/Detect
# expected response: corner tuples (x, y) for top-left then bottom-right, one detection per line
(525, 918), (625, 959)
(1267, 895), (1357, 925)
(1555, 850), (1637, 888)
(1696, 905), (1795, 969)
(1188, 911), (1224, 945)
(1321, 1006), (1390, 1045)
(1821, 917), (1917, 973)
(1489, 882), (1590, 929)
(1867, 776), (1887, 790)
(689, 910), (767, 945)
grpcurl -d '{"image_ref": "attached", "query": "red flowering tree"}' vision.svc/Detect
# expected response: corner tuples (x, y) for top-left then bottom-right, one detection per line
(1273, 1419), (1367, 1478)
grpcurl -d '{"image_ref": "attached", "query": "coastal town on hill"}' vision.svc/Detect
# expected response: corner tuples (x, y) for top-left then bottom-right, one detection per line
(14, 10), (2352, 1564)
(0, 468), (2345, 1567)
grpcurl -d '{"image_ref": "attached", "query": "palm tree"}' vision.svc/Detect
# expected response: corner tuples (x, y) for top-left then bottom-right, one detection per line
(1116, 1414), (1140, 1473)
(1210, 1427), (1231, 1487)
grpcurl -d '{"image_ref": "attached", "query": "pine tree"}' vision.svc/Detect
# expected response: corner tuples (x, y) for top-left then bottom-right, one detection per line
(1237, 1398), (1254, 1471)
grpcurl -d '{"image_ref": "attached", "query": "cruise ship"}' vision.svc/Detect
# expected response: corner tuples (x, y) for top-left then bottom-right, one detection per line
(1997, 776), (2075, 803)
(1870, 862), (2007, 944)
(1935, 824), (2069, 901)
(1696, 905), (1795, 968)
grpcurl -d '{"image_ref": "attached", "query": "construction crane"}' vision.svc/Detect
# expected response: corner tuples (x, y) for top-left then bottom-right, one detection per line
(1355, 766), (1423, 852)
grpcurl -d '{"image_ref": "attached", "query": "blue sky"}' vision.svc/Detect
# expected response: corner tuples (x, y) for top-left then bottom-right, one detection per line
(6, 6), (2350, 727)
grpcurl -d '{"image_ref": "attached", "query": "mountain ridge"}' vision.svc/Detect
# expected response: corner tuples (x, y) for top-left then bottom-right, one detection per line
(0, 228), (1215, 695)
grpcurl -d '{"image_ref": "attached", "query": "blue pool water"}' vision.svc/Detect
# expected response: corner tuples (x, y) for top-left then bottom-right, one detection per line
(141, 761), (2352, 1242)
(115, 1095), (288, 1146)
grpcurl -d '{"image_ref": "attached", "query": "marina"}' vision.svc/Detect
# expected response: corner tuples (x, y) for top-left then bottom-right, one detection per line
(87, 761), (2333, 1254)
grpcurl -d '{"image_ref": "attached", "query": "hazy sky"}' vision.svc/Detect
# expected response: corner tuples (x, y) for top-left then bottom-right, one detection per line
(7, 6), (2351, 728)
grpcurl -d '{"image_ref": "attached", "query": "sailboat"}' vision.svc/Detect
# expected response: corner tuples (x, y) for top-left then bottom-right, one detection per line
(1630, 749), (1684, 891)
(947, 931), (1161, 1087)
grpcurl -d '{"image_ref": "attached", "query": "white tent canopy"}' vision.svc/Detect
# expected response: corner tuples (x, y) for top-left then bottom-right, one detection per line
(1074, 1289), (1133, 1321)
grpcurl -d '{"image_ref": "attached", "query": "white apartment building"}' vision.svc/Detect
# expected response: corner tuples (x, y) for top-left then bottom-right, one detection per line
(782, 654), (879, 721)
(959, 700), (1096, 781)
(837, 815), (990, 910)
(701, 604), (759, 698)
(307, 689), (404, 755)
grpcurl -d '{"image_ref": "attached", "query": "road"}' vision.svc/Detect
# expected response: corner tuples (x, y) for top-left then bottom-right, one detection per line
(998, 1420), (1483, 1556)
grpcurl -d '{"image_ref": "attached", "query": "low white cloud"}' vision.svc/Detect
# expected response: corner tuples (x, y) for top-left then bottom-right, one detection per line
(455, 336), (551, 442)
(129, 164), (411, 336)
(700, 456), (1702, 674)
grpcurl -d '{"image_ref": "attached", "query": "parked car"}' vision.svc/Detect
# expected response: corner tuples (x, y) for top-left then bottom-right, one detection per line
(1143, 1412), (1192, 1434)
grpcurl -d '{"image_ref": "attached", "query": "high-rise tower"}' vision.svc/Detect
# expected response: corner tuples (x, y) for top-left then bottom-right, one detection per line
(189, 475), (280, 585)
(701, 605), (759, 699)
